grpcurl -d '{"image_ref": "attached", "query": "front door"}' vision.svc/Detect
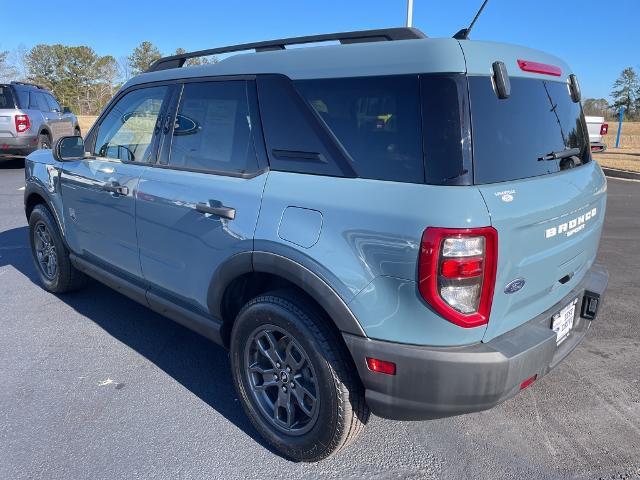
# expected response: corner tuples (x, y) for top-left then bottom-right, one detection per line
(60, 84), (171, 279)
(136, 79), (268, 313)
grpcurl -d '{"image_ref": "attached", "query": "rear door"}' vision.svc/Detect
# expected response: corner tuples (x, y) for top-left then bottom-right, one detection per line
(468, 74), (607, 341)
(44, 93), (74, 138)
(136, 78), (267, 314)
(60, 84), (171, 278)
(30, 91), (61, 138)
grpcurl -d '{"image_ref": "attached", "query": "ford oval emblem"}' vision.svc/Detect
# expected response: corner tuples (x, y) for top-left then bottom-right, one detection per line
(504, 278), (526, 294)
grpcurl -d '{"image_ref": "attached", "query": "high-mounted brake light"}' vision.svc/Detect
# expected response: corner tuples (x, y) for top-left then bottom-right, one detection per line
(418, 227), (498, 328)
(600, 123), (609, 136)
(517, 59), (562, 77)
(15, 114), (31, 133)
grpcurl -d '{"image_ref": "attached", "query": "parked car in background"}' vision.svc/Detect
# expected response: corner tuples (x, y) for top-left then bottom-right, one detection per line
(585, 115), (609, 153)
(24, 27), (608, 462)
(0, 82), (81, 160)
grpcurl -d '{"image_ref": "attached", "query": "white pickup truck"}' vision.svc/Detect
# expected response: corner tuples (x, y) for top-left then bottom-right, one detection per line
(585, 115), (609, 153)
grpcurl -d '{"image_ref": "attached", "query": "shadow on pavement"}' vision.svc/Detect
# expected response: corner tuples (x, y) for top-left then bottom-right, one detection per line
(0, 158), (25, 170)
(0, 225), (281, 458)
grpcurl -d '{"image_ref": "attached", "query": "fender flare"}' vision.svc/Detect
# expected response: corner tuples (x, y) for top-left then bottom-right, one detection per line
(24, 181), (70, 250)
(207, 250), (366, 337)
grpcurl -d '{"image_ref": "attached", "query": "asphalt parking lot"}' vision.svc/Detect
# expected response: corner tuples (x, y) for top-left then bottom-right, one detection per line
(1, 158), (639, 480)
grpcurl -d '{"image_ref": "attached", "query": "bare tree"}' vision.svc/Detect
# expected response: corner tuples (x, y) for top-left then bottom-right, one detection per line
(0, 49), (17, 82)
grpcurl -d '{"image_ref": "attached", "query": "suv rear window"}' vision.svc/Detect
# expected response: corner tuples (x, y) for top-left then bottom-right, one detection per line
(469, 76), (590, 184)
(0, 86), (15, 109)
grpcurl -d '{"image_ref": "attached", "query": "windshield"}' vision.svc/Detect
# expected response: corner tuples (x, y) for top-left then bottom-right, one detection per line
(469, 76), (590, 184)
(0, 86), (15, 109)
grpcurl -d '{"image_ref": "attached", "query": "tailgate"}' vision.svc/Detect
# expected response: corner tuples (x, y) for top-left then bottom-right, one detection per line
(478, 162), (607, 341)
(0, 114), (14, 138)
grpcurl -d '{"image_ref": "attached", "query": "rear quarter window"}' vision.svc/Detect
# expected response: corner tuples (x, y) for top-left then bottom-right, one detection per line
(469, 76), (590, 184)
(295, 75), (424, 183)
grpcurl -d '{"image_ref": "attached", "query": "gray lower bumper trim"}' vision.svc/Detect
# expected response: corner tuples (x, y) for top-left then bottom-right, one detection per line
(343, 263), (609, 421)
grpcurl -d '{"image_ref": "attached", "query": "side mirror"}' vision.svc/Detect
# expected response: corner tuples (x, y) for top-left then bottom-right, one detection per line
(53, 136), (85, 161)
(62, 106), (72, 114)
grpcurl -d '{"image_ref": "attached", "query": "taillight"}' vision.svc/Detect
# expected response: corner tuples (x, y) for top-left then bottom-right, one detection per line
(600, 123), (608, 136)
(418, 227), (498, 328)
(517, 59), (562, 77)
(15, 114), (31, 133)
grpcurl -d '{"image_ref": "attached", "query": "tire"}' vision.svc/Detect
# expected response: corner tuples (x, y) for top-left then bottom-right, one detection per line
(230, 291), (369, 462)
(28, 204), (87, 293)
(37, 133), (52, 150)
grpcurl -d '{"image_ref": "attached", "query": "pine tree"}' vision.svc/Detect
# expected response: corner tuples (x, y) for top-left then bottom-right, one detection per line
(128, 41), (162, 75)
(611, 67), (639, 118)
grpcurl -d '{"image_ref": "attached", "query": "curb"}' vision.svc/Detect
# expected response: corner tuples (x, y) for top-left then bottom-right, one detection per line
(602, 167), (640, 181)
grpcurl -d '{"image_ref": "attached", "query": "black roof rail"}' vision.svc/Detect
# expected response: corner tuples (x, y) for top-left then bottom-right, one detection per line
(147, 27), (427, 73)
(10, 81), (46, 90)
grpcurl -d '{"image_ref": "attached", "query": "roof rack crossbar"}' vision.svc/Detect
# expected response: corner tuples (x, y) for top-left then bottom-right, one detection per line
(147, 27), (426, 72)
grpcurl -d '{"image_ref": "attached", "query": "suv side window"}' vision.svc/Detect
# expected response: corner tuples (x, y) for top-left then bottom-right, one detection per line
(257, 75), (354, 178)
(93, 86), (168, 163)
(164, 81), (258, 173)
(29, 92), (49, 112)
(44, 93), (61, 112)
(295, 75), (423, 183)
(14, 88), (29, 109)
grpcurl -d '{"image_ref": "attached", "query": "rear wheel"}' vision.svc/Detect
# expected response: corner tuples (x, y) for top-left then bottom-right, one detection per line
(230, 291), (369, 462)
(28, 204), (87, 293)
(37, 133), (51, 150)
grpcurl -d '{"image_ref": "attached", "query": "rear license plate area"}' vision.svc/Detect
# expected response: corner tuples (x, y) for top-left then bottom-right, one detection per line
(552, 297), (578, 345)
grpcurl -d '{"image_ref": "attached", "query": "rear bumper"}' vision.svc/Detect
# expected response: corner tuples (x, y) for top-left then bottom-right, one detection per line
(343, 263), (609, 420)
(0, 135), (38, 158)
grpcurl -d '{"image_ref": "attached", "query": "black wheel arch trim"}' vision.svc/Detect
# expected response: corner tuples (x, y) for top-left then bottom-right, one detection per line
(24, 182), (70, 250)
(207, 250), (366, 337)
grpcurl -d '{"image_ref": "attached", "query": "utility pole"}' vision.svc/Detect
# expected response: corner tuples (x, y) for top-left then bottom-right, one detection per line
(406, 0), (414, 27)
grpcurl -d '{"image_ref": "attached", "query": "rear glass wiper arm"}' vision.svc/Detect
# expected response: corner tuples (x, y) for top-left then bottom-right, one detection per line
(538, 147), (580, 162)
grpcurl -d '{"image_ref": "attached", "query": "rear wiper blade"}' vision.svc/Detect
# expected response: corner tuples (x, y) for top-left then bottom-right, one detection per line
(538, 147), (580, 162)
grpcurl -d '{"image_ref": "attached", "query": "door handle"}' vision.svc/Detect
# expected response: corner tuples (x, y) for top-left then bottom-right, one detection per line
(196, 202), (236, 220)
(102, 183), (129, 196)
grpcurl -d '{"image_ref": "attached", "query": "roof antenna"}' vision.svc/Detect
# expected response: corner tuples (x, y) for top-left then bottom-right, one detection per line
(453, 0), (489, 40)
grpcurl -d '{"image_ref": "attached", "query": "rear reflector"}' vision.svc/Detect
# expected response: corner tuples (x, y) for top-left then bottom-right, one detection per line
(517, 59), (562, 77)
(366, 357), (396, 375)
(600, 123), (609, 135)
(520, 374), (537, 390)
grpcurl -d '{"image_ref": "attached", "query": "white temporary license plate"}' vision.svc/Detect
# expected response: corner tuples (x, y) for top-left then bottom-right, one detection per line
(552, 298), (578, 345)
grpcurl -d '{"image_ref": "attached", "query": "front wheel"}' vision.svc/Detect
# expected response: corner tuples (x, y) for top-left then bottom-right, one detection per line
(28, 205), (87, 293)
(230, 291), (369, 462)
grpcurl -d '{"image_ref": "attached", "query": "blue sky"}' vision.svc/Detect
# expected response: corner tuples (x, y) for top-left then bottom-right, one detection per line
(3, 0), (638, 99)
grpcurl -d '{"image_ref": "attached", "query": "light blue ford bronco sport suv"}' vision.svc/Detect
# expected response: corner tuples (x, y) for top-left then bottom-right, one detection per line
(24, 27), (609, 461)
